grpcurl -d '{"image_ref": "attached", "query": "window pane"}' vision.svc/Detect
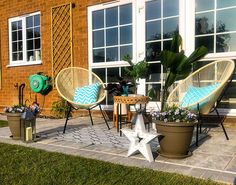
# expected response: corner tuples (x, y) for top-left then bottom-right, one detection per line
(92, 68), (105, 82)
(12, 43), (17, 52)
(27, 28), (34, 39)
(146, 63), (161, 82)
(26, 16), (33, 28)
(146, 84), (161, 101)
(93, 30), (104, 48)
(120, 26), (132, 44)
(106, 47), (118, 62)
(217, 0), (236, 8)
(27, 39), (33, 50)
(11, 22), (17, 31)
(163, 18), (179, 39)
(146, 42), (161, 61)
(12, 53), (17, 61)
(217, 8), (236, 33)
(195, 12), (214, 35)
(18, 41), (22, 51)
(106, 28), (118, 46)
(18, 30), (22, 40)
(163, 40), (172, 50)
(120, 4), (132, 25)
(34, 27), (40, 37)
(17, 21), (22, 29)
(195, 36), (214, 53)
(35, 38), (40, 49)
(120, 45), (132, 60)
(216, 33), (236, 52)
(106, 7), (118, 27)
(34, 50), (41, 60)
(146, 21), (161, 41)
(27, 51), (34, 61)
(34, 14), (40, 26)
(107, 68), (119, 82)
(93, 49), (105, 63)
(18, 52), (23, 60)
(195, 0), (214, 12)
(146, 0), (161, 20)
(92, 10), (104, 29)
(12, 31), (17, 41)
(163, 0), (179, 17)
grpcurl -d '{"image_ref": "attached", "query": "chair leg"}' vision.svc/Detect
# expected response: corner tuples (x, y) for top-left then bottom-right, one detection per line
(63, 105), (72, 134)
(88, 109), (94, 126)
(215, 108), (229, 140)
(99, 104), (110, 130)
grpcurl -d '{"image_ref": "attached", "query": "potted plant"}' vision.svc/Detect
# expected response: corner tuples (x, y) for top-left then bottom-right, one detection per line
(152, 32), (208, 158)
(4, 103), (40, 140)
(123, 55), (150, 94)
(105, 76), (133, 127)
(151, 105), (197, 158)
(4, 105), (26, 139)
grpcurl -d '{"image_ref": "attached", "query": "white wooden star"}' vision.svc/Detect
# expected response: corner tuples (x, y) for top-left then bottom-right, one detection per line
(122, 113), (158, 162)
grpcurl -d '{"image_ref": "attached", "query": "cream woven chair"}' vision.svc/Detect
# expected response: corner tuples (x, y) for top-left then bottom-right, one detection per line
(55, 67), (110, 133)
(167, 59), (235, 142)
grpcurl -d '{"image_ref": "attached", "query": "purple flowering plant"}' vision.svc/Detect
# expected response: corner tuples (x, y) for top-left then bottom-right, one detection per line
(151, 105), (197, 123)
(4, 102), (40, 116)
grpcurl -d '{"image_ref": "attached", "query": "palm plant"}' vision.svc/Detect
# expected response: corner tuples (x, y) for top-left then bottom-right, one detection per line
(161, 32), (208, 110)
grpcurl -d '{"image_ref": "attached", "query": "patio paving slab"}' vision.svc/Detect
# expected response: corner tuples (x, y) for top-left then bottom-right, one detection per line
(0, 114), (236, 184)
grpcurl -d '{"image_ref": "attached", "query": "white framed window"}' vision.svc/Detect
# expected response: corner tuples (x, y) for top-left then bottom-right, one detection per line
(195, 0), (236, 59)
(8, 12), (41, 67)
(88, 0), (236, 112)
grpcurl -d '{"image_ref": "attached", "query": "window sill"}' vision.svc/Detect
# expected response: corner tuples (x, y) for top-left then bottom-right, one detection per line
(7, 61), (42, 68)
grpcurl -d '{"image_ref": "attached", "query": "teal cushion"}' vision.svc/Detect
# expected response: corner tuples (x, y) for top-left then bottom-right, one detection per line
(73, 83), (101, 104)
(181, 83), (220, 110)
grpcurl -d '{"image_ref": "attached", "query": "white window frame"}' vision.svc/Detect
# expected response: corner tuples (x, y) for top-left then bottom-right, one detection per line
(8, 11), (41, 67)
(88, 0), (236, 113)
(88, 0), (136, 69)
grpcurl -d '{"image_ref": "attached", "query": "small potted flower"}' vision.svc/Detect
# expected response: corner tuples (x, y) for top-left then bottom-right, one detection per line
(4, 103), (40, 140)
(4, 105), (26, 139)
(151, 105), (197, 158)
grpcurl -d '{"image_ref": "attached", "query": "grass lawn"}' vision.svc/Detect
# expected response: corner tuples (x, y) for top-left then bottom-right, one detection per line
(0, 143), (224, 185)
(0, 120), (8, 127)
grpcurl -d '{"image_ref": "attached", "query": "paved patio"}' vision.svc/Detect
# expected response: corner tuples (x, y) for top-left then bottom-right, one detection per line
(0, 114), (235, 184)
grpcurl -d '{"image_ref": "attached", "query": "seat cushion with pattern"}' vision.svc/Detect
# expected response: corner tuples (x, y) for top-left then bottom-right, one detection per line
(73, 83), (101, 104)
(181, 83), (220, 110)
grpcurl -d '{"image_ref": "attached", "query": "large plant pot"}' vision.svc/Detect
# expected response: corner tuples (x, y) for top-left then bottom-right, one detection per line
(154, 120), (195, 159)
(6, 113), (22, 140)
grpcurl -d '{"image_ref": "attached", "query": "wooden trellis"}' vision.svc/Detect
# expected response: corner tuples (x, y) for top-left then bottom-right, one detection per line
(51, 3), (73, 84)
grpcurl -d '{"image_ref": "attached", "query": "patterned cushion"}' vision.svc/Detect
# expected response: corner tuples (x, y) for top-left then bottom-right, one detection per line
(181, 83), (220, 110)
(73, 83), (101, 104)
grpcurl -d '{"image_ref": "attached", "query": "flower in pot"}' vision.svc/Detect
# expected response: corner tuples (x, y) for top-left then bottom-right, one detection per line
(4, 105), (26, 139)
(151, 105), (197, 158)
(4, 103), (40, 140)
(152, 32), (208, 158)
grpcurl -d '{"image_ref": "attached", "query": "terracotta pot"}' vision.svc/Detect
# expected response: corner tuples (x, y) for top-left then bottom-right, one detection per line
(6, 113), (22, 140)
(154, 120), (195, 159)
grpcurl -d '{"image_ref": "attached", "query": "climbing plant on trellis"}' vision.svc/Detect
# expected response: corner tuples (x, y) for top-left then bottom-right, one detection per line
(51, 3), (73, 85)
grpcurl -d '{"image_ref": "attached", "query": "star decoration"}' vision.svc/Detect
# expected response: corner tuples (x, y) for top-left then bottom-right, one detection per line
(122, 113), (158, 162)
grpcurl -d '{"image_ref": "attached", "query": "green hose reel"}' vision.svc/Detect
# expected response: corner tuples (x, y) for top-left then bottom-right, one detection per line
(29, 73), (51, 94)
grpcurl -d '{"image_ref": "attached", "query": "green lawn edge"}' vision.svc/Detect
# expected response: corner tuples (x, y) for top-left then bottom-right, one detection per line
(0, 120), (8, 127)
(0, 142), (225, 185)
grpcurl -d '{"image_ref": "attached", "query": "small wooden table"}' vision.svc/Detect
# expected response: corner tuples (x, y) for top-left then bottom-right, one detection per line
(113, 95), (149, 136)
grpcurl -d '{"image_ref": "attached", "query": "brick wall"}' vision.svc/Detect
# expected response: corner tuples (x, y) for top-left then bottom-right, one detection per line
(0, 0), (110, 116)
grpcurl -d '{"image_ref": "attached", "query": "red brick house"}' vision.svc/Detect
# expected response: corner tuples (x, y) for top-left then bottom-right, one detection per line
(0, 0), (236, 116)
